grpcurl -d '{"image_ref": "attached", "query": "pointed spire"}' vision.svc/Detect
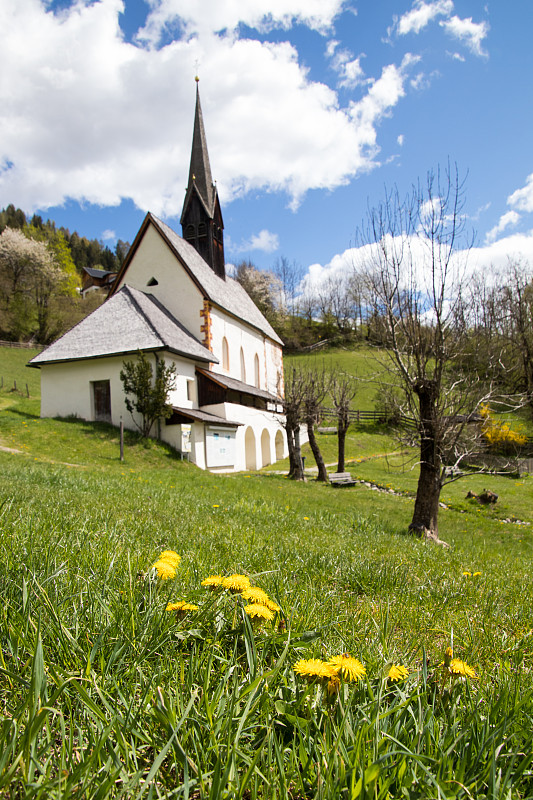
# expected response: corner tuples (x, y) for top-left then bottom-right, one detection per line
(181, 80), (226, 279)
(187, 79), (215, 214)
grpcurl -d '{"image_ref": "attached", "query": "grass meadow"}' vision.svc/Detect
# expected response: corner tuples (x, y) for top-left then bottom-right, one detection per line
(1, 346), (533, 798)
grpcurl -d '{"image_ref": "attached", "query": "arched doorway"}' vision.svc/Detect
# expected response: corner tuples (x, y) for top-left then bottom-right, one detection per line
(275, 430), (284, 461)
(261, 429), (271, 467)
(245, 427), (256, 471)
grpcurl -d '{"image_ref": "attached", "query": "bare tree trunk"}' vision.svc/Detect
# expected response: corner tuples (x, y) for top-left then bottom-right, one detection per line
(291, 426), (304, 480)
(337, 420), (349, 473)
(409, 460), (441, 539)
(409, 380), (447, 545)
(306, 419), (329, 481)
(286, 423), (304, 480)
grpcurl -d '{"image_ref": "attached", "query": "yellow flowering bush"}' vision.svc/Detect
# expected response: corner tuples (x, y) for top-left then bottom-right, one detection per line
(480, 404), (527, 450)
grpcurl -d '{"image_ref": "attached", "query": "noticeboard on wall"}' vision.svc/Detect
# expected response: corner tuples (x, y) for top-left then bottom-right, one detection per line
(180, 424), (192, 453)
(205, 426), (237, 468)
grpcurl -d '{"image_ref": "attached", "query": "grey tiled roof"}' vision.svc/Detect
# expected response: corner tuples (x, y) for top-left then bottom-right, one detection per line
(28, 285), (216, 367)
(83, 267), (115, 278)
(170, 406), (242, 426)
(151, 215), (284, 345)
(196, 368), (280, 402)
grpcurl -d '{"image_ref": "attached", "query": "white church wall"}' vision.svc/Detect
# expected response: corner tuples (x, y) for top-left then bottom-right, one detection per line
(115, 225), (206, 342)
(40, 356), (127, 423)
(200, 401), (287, 472)
(209, 306), (283, 395)
(39, 351), (196, 434)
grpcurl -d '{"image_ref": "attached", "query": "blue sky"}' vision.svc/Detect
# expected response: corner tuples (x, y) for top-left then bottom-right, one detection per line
(1, 0), (533, 288)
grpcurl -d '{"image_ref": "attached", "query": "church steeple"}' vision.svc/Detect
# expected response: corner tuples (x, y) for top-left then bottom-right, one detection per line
(181, 80), (225, 279)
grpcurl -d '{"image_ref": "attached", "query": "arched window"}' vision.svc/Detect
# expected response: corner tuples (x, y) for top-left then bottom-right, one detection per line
(222, 337), (229, 371)
(185, 224), (195, 240)
(198, 222), (207, 238)
(254, 354), (260, 388)
(240, 347), (246, 383)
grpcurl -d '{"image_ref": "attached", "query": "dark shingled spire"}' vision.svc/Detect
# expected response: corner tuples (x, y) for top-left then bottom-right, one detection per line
(181, 79), (225, 279)
(187, 81), (215, 214)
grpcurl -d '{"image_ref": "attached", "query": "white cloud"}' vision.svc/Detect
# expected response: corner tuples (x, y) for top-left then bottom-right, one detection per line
(325, 40), (366, 88)
(484, 211), (520, 244)
(393, 0), (454, 36)
(347, 54), (420, 156)
(440, 15), (489, 57)
(397, 134), (404, 146)
(300, 229), (533, 298)
(390, 2), (489, 59)
(102, 229), (117, 241)
(508, 172), (533, 213)
(446, 50), (465, 62)
(410, 72), (429, 91)
(231, 229), (279, 254)
(138, 0), (345, 43)
(0, 0), (420, 217)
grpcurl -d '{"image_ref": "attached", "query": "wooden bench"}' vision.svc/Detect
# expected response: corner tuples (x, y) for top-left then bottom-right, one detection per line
(317, 426), (337, 434)
(329, 472), (356, 486)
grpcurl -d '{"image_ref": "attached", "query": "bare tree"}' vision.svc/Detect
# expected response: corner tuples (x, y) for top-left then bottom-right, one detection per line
(496, 260), (533, 414)
(330, 373), (357, 472)
(279, 367), (306, 480)
(302, 368), (329, 482)
(273, 256), (304, 313)
(356, 165), (495, 545)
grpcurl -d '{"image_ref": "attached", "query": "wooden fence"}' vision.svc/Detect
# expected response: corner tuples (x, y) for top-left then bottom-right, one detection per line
(0, 339), (42, 350)
(319, 408), (417, 427)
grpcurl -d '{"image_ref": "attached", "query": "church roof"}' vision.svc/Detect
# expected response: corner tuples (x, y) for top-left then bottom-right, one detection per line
(196, 368), (281, 403)
(28, 285), (217, 367)
(150, 215), (283, 345)
(112, 213), (284, 345)
(169, 406), (242, 426)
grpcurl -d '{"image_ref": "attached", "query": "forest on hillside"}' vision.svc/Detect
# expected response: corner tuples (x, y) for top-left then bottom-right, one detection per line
(0, 204), (130, 345)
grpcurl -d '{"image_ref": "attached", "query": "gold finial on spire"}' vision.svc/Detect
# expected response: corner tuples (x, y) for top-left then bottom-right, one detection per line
(195, 75), (200, 83)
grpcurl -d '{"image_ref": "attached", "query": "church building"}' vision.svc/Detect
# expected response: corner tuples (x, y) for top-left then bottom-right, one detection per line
(29, 83), (287, 472)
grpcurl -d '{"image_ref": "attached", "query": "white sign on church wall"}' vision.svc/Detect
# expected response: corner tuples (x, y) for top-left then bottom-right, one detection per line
(205, 426), (237, 468)
(180, 424), (192, 453)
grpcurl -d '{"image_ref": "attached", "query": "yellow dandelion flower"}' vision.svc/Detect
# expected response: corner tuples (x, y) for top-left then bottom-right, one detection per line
(328, 654), (366, 682)
(264, 597), (281, 612)
(222, 574), (251, 592)
(463, 571), (472, 577)
(152, 560), (176, 580)
(449, 658), (477, 678)
(241, 587), (270, 604)
(387, 664), (409, 682)
(294, 659), (337, 680)
(473, 571), (481, 577)
(444, 647), (454, 668)
(244, 603), (274, 621)
(159, 550), (181, 567)
(201, 575), (224, 589)
(166, 601), (198, 613)
(303, 516), (309, 520)
(213, 504), (220, 508)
